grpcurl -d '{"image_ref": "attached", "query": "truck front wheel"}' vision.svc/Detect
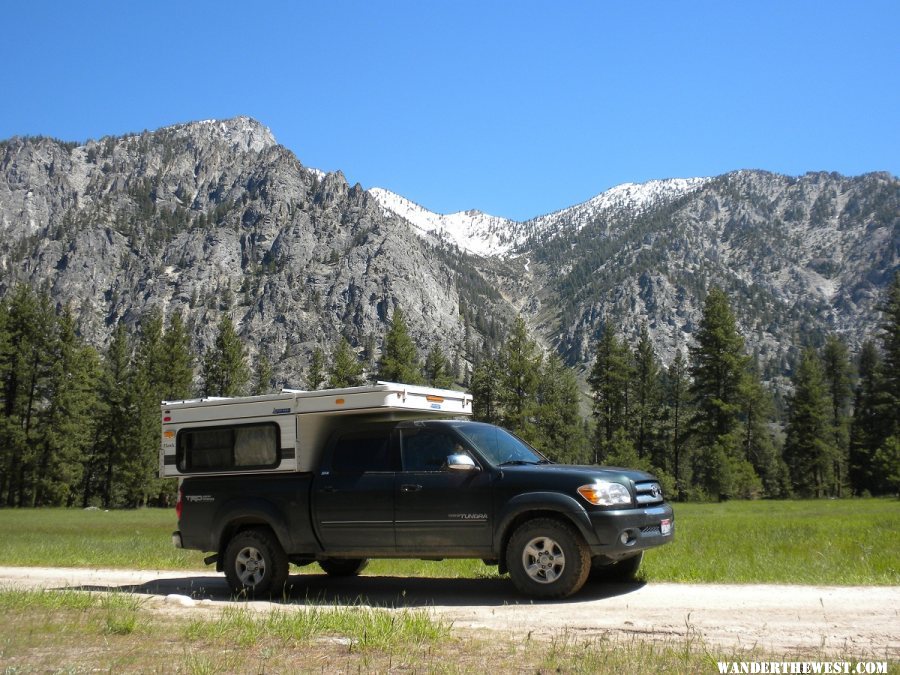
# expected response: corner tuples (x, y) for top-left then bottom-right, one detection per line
(224, 528), (289, 597)
(318, 558), (369, 577)
(506, 518), (590, 599)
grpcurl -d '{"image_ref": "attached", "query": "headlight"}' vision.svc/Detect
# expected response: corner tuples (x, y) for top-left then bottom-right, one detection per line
(577, 482), (632, 507)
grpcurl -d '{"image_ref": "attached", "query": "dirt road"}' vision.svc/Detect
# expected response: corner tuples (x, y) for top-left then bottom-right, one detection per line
(1, 566), (897, 658)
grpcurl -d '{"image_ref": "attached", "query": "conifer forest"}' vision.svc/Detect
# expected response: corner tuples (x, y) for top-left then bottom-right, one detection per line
(1, 274), (898, 508)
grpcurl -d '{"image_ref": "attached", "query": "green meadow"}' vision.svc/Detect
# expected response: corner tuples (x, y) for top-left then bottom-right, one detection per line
(0, 499), (896, 585)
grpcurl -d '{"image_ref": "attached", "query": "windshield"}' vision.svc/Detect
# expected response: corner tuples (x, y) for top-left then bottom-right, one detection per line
(454, 423), (547, 466)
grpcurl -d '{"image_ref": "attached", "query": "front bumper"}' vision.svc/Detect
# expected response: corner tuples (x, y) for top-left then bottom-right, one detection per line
(587, 504), (674, 559)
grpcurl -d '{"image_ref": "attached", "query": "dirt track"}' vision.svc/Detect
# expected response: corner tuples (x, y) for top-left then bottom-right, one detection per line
(1, 566), (897, 658)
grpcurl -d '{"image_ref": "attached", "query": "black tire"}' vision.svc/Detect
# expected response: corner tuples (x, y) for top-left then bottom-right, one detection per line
(505, 518), (590, 599)
(223, 528), (289, 597)
(589, 551), (643, 582)
(318, 558), (369, 577)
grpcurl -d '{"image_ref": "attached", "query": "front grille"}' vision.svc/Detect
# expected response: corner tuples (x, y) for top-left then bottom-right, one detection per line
(635, 481), (663, 505)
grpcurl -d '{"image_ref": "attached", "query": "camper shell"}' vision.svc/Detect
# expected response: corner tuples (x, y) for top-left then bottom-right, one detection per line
(160, 382), (472, 478)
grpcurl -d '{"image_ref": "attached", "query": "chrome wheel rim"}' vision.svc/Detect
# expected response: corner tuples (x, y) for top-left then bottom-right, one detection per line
(235, 546), (266, 587)
(522, 536), (565, 584)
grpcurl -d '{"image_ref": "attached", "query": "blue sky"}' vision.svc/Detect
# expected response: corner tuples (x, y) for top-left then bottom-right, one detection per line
(2, 2), (897, 221)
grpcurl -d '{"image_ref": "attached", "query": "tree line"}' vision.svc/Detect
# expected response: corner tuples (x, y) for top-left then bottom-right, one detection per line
(1, 274), (898, 508)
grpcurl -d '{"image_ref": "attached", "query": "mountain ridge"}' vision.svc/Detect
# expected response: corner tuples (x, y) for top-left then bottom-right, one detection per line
(0, 116), (897, 388)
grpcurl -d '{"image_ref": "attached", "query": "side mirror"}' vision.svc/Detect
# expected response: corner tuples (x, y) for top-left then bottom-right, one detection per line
(446, 454), (479, 472)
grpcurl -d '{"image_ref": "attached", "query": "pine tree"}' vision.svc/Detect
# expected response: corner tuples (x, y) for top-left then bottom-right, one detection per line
(0, 297), (11, 503)
(847, 274), (900, 496)
(536, 354), (588, 464)
(605, 427), (642, 471)
(328, 337), (364, 388)
(498, 317), (542, 444)
(201, 316), (249, 397)
(588, 327), (631, 464)
(849, 340), (883, 494)
(253, 353), (273, 395)
(661, 348), (691, 499)
(0, 297), (9, 406)
(879, 271), (900, 441)
(873, 436), (900, 496)
(873, 273), (900, 497)
(363, 333), (377, 372)
(424, 346), (454, 389)
(307, 347), (326, 390)
(92, 323), (134, 508)
(690, 288), (748, 442)
(688, 288), (758, 500)
(160, 310), (194, 401)
(377, 308), (422, 384)
(471, 355), (502, 424)
(784, 348), (836, 497)
(740, 358), (785, 497)
(632, 323), (660, 462)
(126, 311), (169, 507)
(821, 335), (852, 496)
(0, 286), (56, 506)
(34, 310), (100, 506)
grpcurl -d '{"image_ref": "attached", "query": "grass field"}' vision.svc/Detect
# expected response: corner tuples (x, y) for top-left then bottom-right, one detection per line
(0, 499), (897, 585)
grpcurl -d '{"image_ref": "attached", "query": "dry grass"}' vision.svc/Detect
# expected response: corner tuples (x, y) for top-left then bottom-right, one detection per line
(5, 588), (892, 673)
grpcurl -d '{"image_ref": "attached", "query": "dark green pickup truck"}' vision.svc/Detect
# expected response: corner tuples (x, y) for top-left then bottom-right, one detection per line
(174, 419), (674, 598)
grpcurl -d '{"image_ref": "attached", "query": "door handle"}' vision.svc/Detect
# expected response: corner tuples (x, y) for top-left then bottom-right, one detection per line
(400, 484), (422, 493)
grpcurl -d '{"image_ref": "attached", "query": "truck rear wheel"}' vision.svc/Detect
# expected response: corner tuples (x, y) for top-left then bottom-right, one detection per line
(506, 518), (590, 599)
(224, 528), (289, 597)
(318, 558), (369, 577)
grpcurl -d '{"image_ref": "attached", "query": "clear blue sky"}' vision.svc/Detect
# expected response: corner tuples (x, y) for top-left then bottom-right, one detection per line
(2, 1), (897, 221)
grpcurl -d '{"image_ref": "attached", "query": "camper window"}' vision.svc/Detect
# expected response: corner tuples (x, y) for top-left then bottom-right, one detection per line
(177, 423), (280, 472)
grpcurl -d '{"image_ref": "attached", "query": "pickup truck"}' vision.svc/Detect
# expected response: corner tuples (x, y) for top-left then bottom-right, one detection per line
(173, 418), (674, 599)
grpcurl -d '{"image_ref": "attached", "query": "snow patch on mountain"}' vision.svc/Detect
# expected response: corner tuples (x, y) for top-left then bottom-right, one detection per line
(369, 188), (521, 257)
(526, 178), (711, 234)
(370, 178), (712, 257)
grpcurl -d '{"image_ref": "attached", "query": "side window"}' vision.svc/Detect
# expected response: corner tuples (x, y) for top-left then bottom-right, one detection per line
(401, 428), (467, 472)
(234, 426), (278, 466)
(181, 428), (232, 470)
(330, 430), (393, 473)
(177, 423), (279, 472)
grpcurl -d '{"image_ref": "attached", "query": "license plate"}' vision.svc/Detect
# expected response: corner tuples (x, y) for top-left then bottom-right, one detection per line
(660, 519), (672, 536)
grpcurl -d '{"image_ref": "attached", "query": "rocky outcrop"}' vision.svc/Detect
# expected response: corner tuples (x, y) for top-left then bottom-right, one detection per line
(0, 118), (495, 387)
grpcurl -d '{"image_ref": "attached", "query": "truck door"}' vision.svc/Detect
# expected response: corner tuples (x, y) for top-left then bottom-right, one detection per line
(312, 427), (397, 554)
(394, 426), (493, 554)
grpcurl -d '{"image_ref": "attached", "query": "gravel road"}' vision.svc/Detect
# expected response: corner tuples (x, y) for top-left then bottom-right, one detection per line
(2, 566), (897, 658)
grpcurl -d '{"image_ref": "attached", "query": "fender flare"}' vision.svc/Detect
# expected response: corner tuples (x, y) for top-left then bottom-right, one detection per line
(212, 497), (293, 555)
(493, 491), (598, 551)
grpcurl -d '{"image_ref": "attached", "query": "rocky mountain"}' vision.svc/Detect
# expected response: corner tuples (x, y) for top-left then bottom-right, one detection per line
(1, 117), (897, 389)
(375, 167), (898, 375)
(522, 170), (898, 372)
(0, 118), (511, 386)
